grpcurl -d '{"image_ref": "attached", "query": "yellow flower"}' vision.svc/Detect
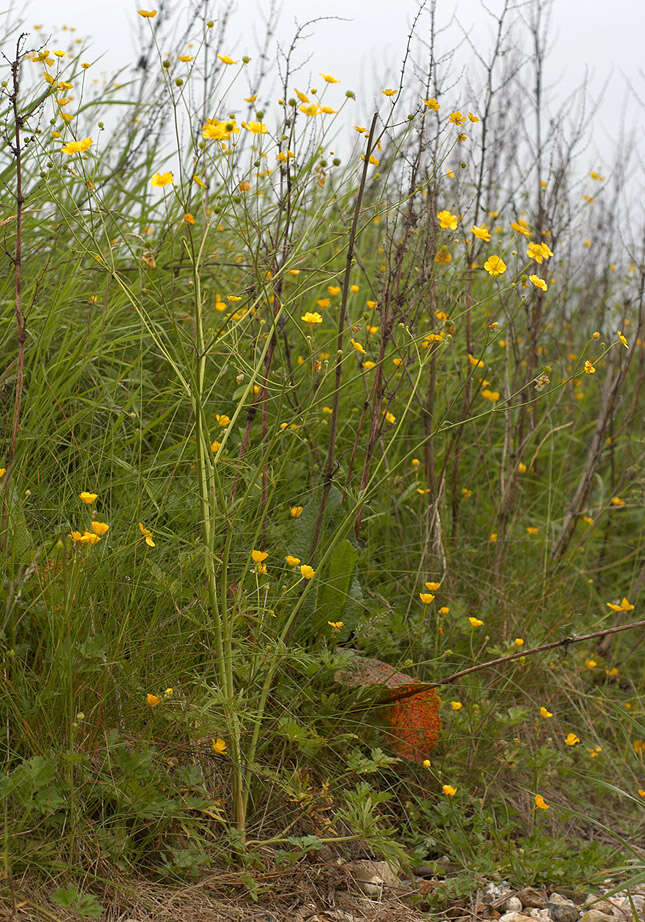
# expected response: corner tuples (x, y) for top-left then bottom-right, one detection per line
(449, 111), (466, 125)
(202, 118), (238, 140)
(241, 121), (267, 135)
(606, 597), (633, 611)
(437, 210), (458, 230)
(424, 97), (440, 110)
(481, 389), (500, 402)
(301, 311), (323, 324)
(435, 247), (451, 264)
(564, 732), (580, 746)
(439, 606), (450, 615)
(419, 593), (435, 604)
(137, 9), (158, 17)
(422, 759), (431, 768)
(0, 468), (5, 478)
(299, 103), (320, 116)
(450, 701), (462, 710)
(468, 352), (484, 368)
(177, 54), (193, 62)
(442, 784), (457, 796)
(79, 491), (98, 504)
(212, 737), (227, 754)
(617, 330), (629, 348)
(362, 361), (376, 370)
(211, 440), (221, 453)
(215, 414), (230, 427)
(512, 220), (531, 237)
(529, 274), (547, 291)
(514, 638), (524, 647)
(146, 693), (161, 707)
(328, 620), (344, 631)
(150, 171), (173, 187)
(584, 360), (595, 374)
(527, 241), (553, 264)
(251, 549), (268, 564)
(138, 522), (155, 547)
(351, 339), (366, 355)
(60, 137), (93, 155)
(468, 112), (479, 122)
(605, 667), (619, 677)
(383, 410), (396, 424)
(290, 505), (303, 518)
(534, 794), (549, 810)
(610, 496), (626, 507)
(317, 298), (330, 308)
(638, 789), (645, 798)
(285, 555), (301, 567)
(585, 658), (597, 669)
(471, 225), (491, 242)
(91, 521), (109, 536)
(382, 88), (397, 97)
(489, 532), (497, 542)
(468, 617), (483, 627)
(328, 285), (340, 296)
(366, 300), (378, 309)
(300, 564), (315, 580)
(164, 687), (173, 697)
(321, 72), (339, 83)
(218, 55), (237, 65)
(526, 527), (539, 535)
(540, 706), (553, 718)
(483, 255), (506, 277)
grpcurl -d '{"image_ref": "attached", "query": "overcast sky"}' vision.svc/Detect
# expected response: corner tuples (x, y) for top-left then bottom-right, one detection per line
(13, 0), (645, 165)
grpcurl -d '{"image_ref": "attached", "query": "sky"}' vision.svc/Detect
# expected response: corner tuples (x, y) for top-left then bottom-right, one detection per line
(10, 0), (645, 165)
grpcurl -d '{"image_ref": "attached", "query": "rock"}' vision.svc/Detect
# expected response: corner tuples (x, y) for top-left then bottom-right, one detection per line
(529, 909), (552, 921)
(344, 859), (400, 898)
(547, 902), (579, 922)
(499, 913), (539, 922)
(550, 894), (578, 907)
(483, 882), (513, 904)
(579, 911), (615, 922)
(519, 889), (549, 909)
(586, 899), (625, 916)
(505, 898), (523, 913)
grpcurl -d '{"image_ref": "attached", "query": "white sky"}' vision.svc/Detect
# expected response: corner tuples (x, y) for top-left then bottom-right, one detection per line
(12, 0), (645, 166)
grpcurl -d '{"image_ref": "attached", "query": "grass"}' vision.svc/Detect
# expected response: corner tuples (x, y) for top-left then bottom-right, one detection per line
(0, 0), (644, 913)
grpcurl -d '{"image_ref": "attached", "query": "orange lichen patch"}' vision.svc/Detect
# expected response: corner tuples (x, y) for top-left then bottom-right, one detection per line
(336, 656), (441, 763)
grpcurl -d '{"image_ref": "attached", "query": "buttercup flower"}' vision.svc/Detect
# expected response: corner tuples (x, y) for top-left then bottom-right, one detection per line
(565, 732), (580, 746)
(150, 171), (173, 187)
(540, 706), (553, 718)
(137, 9), (158, 17)
(301, 312), (323, 324)
(419, 593), (435, 604)
(321, 73), (339, 83)
(80, 492), (98, 504)
(424, 97), (440, 110)
(534, 794), (550, 810)
(437, 210), (458, 230)
(146, 693), (161, 707)
(529, 274), (547, 291)
(468, 617), (484, 627)
(251, 549), (268, 564)
(471, 225), (491, 242)
(527, 241), (553, 264)
(91, 521), (109, 536)
(290, 505), (303, 518)
(139, 522), (155, 547)
(442, 784), (457, 796)
(484, 255), (506, 277)
(300, 564), (315, 579)
(450, 701), (462, 710)
(218, 54), (237, 65)
(382, 88), (397, 97)
(212, 737), (227, 753)
(61, 137), (93, 155)
(285, 555), (301, 567)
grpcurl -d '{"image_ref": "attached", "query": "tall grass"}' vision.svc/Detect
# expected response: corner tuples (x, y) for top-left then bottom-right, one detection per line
(0, 0), (643, 897)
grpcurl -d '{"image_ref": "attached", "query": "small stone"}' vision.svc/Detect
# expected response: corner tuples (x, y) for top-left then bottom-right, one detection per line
(519, 889), (549, 909)
(505, 898), (524, 913)
(579, 911), (615, 922)
(548, 902), (579, 922)
(529, 909), (552, 921)
(499, 913), (538, 922)
(344, 859), (400, 898)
